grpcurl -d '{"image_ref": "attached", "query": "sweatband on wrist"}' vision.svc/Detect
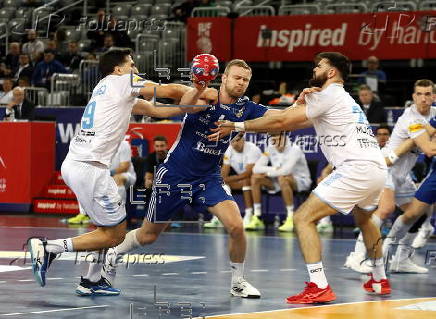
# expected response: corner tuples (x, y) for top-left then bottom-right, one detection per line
(387, 151), (399, 165)
(234, 122), (245, 132)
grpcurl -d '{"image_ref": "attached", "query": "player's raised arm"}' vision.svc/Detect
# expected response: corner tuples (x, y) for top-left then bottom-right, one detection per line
(132, 99), (188, 118)
(385, 138), (415, 166)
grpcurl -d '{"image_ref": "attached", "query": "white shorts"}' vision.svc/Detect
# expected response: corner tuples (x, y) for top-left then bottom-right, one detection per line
(61, 159), (126, 227)
(384, 171), (416, 206)
(313, 161), (387, 215)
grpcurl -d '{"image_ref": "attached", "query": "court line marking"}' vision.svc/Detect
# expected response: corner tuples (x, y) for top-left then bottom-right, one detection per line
(250, 269), (269, 272)
(279, 269), (296, 272)
(0, 305), (108, 316)
(195, 297), (436, 318)
(161, 273), (179, 276)
(191, 272), (208, 275)
(132, 274), (149, 277)
(17, 279), (33, 282)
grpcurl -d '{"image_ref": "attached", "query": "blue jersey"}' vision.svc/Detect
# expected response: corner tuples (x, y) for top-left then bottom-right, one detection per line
(164, 96), (268, 178)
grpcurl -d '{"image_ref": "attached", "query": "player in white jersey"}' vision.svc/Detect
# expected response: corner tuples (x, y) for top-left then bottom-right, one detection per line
(248, 133), (311, 232)
(210, 52), (390, 303)
(27, 49), (217, 290)
(205, 133), (262, 228)
(345, 80), (436, 274)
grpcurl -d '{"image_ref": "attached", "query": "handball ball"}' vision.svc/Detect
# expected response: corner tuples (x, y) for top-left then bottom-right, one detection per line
(191, 54), (219, 83)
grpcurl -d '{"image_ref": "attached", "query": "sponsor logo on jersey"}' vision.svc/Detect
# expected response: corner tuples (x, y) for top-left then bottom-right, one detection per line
(408, 123), (425, 133)
(195, 142), (223, 155)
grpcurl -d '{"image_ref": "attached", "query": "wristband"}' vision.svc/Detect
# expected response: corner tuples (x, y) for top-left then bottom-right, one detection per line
(387, 151), (399, 165)
(234, 121), (245, 132)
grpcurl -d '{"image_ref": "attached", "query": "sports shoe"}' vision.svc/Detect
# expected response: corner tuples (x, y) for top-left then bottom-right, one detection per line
(76, 276), (120, 296)
(243, 213), (252, 228)
(278, 215), (294, 232)
(412, 225), (434, 249)
(230, 278), (261, 298)
(286, 282), (336, 304)
(245, 215), (265, 230)
(67, 213), (90, 225)
(27, 238), (57, 287)
(344, 252), (373, 273)
(101, 248), (118, 286)
(389, 256), (428, 273)
(363, 274), (391, 295)
(204, 216), (222, 228)
(317, 222), (333, 233)
(382, 236), (395, 257)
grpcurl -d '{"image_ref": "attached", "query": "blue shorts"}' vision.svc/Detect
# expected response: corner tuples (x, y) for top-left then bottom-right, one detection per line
(415, 169), (436, 205)
(146, 165), (234, 222)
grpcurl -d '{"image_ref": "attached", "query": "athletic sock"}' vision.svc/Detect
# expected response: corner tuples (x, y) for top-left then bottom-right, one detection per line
(307, 261), (328, 289)
(244, 208), (253, 218)
(45, 238), (74, 253)
(84, 251), (105, 283)
(230, 262), (244, 283)
(253, 203), (262, 217)
(354, 232), (367, 255)
(106, 229), (141, 266)
(388, 216), (410, 242)
(372, 257), (387, 281)
(286, 205), (294, 218)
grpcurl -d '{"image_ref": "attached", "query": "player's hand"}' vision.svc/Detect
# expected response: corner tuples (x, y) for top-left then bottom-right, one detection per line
(192, 78), (209, 91)
(208, 120), (235, 141)
(296, 87), (321, 105)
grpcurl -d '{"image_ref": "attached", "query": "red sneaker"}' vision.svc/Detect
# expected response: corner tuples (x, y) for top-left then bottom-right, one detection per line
(286, 282), (336, 304)
(363, 274), (391, 295)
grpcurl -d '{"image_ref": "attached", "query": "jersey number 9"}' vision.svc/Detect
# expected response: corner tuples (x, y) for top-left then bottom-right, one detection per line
(82, 101), (96, 129)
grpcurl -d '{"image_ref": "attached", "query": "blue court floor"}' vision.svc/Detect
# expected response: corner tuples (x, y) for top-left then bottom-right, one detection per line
(0, 215), (435, 318)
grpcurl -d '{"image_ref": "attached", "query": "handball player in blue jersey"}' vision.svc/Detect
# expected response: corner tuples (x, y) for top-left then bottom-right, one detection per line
(100, 59), (279, 298)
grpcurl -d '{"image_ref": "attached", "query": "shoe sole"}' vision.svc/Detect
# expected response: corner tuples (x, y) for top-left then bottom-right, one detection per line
(230, 291), (261, 299)
(286, 297), (336, 304)
(28, 238), (46, 287)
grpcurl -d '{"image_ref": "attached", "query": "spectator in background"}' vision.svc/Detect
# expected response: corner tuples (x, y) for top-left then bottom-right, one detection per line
(13, 54), (34, 80)
(22, 30), (45, 63)
(268, 82), (295, 106)
(61, 41), (83, 71)
(4, 87), (35, 120)
(359, 56), (387, 93)
(106, 16), (132, 48)
(144, 136), (169, 189)
(0, 63), (13, 78)
(32, 49), (69, 89)
(358, 85), (387, 125)
(87, 9), (108, 50)
(5, 43), (21, 73)
(0, 78), (15, 105)
(96, 34), (115, 53)
(18, 76), (31, 88)
(172, 0), (197, 23)
(45, 40), (61, 58)
(375, 125), (391, 149)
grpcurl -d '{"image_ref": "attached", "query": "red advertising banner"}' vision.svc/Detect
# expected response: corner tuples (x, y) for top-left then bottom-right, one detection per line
(0, 122), (55, 209)
(188, 11), (436, 62)
(186, 17), (232, 61)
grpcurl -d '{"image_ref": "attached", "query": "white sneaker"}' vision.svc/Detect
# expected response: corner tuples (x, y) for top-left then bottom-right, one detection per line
(243, 213), (252, 228)
(230, 278), (261, 298)
(204, 216), (223, 228)
(344, 252), (373, 273)
(101, 248), (118, 286)
(317, 222), (333, 233)
(412, 226), (434, 249)
(389, 256), (428, 273)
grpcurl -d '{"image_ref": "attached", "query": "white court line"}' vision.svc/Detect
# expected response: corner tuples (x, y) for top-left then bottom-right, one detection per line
(191, 272), (208, 275)
(46, 278), (63, 280)
(161, 273), (179, 276)
(1, 305), (108, 316)
(279, 269), (296, 272)
(132, 274), (149, 277)
(17, 279), (33, 282)
(0, 281), (6, 284)
(195, 297), (436, 318)
(220, 270), (231, 273)
(250, 269), (269, 272)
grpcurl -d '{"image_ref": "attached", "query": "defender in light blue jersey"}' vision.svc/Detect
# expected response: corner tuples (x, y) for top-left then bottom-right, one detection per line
(101, 59), (278, 298)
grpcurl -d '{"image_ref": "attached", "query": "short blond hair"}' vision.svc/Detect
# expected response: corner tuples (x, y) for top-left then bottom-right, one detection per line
(224, 59), (252, 75)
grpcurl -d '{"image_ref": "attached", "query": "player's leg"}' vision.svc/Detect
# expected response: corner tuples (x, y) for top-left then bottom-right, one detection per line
(412, 205), (434, 249)
(277, 175), (296, 232)
(248, 174), (274, 230)
(286, 193), (337, 303)
(210, 200), (260, 298)
(345, 188), (395, 273)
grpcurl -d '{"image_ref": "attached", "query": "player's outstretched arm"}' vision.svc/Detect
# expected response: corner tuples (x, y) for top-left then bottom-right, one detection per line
(179, 82), (218, 114)
(132, 99), (188, 118)
(385, 139), (415, 166)
(208, 104), (308, 140)
(413, 131), (436, 157)
(139, 82), (190, 102)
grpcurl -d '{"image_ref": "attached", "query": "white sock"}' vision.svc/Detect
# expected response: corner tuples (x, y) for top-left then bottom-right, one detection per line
(307, 261), (328, 289)
(45, 238), (74, 253)
(118, 186), (126, 204)
(244, 208), (253, 218)
(286, 205), (294, 218)
(395, 233), (415, 261)
(253, 203), (262, 217)
(372, 257), (386, 281)
(354, 232), (367, 255)
(230, 262), (244, 283)
(319, 216), (331, 225)
(388, 216), (410, 242)
(116, 229), (141, 254)
(372, 214), (383, 228)
(84, 251), (105, 282)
